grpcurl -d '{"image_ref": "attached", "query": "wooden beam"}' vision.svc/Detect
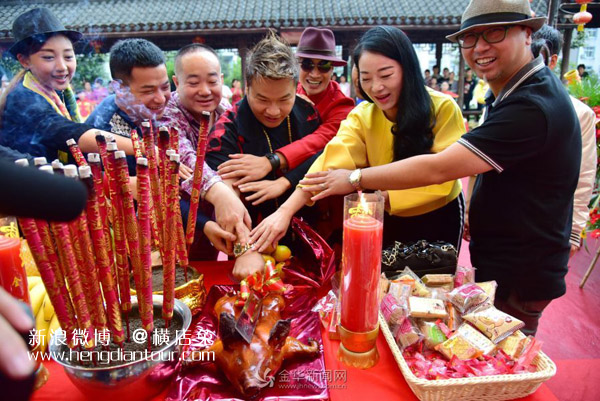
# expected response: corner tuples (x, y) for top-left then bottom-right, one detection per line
(560, 28), (574, 82)
(457, 54), (466, 109)
(547, 0), (560, 28)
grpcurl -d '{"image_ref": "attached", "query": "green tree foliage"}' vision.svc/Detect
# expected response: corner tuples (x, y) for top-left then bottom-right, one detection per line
(0, 54), (22, 79)
(72, 53), (111, 92)
(219, 52), (242, 88)
(567, 73), (600, 107)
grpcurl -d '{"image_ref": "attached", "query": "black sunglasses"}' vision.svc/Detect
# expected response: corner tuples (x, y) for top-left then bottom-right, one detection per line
(300, 59), (333, 73)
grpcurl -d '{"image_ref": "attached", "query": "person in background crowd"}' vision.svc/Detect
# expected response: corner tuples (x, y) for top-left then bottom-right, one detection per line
(87, 38), (170, 174)
(339, 74), (351, 97)
(448, 71), (458, 93)
(463, 67), (477, 111)
(221, 79), (232, 103)
(532, 24), (597, 257)
(424, 69), (432, 87)
(251, 26), (466, 256)
(577, 63), (589, 79)
(92, 77), (109, 102)
(161, 43), (249, 259)
(0, 8), (133, 164)
(292, 0), (580, 336)
(440, 67), (450, 83)
(429, 77), (439, 91)
(432, 64), (441, 80)
(440, 81), (459, 99)
(351, 64), (364, 104)
(231, 78), (243, 105)
(77, 81), (95, 119)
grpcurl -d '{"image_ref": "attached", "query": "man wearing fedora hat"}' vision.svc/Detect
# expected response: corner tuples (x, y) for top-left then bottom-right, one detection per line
(298, 0), (582, 335)
(216, 27), (354, 187)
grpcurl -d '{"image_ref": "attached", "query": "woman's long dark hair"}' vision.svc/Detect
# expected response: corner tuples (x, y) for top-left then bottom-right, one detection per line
(353, 26), (434, 161)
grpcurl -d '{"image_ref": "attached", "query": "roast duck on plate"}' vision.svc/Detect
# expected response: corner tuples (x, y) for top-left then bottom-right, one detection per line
(184, 292), (320, 397)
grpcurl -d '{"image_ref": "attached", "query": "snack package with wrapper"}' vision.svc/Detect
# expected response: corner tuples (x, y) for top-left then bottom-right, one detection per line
(422, 274), (454, 290)
(312, 289), (340, 339)
(378, 273), (390, 303)
(497, 330), (528, 359)
(445, 302), (462, 332)
(381, 293), (409, 327)
(437, 323), (496, 360)
(394, 316), (423, 349)
(463, 304), (524, 343)
(408, 296), (448, 319)
(446, 283), (489, 314)
(476, 281), (498, 304)
(390, 266), (430, 297)
(454, 265), (475, 288)
(418, 320), (448, 349)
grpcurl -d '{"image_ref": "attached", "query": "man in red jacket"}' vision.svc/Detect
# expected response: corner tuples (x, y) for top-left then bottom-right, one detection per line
(217, 27), (354, 184)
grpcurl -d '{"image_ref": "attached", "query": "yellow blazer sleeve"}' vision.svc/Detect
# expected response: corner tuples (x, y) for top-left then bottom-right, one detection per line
(388, 92), (465, 217)
(305, 104), (370, 175)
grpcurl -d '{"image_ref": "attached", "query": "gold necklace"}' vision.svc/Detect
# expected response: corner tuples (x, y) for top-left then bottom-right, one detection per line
(261, 116), (292, 153)
(260, 115), (292, 208)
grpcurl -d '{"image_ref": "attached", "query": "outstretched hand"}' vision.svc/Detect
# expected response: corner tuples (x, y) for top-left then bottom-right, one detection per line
(0, 287), (35, 379)
(300, 169), (354, 202)
(239, 177), (291, 205)
(218, 154), (272, 186)
(250, 208), (293, 253)
(203, 221), (237, 255)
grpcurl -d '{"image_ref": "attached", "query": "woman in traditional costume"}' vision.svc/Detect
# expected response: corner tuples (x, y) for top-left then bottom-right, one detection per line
(0, 8), (132, 163)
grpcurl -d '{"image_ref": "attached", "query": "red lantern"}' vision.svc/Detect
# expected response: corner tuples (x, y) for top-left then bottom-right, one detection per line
(574, 11), (593, 25)
(574, 1), (594, 32)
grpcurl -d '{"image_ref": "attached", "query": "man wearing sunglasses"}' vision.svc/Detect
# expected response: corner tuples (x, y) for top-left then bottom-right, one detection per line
(301, 0), (581, 336)
(294, 28), (355, 169)
(216, 28), (354, 188)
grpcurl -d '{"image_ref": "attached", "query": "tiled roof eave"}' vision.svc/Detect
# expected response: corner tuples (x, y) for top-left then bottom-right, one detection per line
(0, 16), (466, 38)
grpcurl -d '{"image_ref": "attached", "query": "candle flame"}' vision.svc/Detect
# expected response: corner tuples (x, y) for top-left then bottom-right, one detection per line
(349, 192), (372, 217)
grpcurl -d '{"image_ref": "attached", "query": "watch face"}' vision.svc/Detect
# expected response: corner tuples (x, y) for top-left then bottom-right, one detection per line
(349, 169), (361, 189)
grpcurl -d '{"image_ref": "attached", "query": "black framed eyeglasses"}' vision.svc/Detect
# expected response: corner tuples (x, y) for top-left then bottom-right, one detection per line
(300, 59), (333, 73)
(457, 26), (512, 49)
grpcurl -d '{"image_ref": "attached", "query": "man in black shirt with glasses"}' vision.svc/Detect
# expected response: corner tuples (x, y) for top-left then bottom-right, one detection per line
(301, 0), (581, 336)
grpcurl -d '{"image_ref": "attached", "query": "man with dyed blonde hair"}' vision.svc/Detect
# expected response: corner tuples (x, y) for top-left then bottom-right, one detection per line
(205, 32), (325, 279)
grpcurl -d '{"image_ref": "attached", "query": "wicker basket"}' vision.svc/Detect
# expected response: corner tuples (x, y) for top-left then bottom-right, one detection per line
(379, 313), (556, 401)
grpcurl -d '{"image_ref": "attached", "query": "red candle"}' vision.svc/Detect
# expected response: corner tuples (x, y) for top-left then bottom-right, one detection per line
(340, 199), (383, 333)
(0, 235), (29, 303)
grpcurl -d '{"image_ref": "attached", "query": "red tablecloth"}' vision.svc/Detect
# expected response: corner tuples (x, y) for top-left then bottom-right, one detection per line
(31, 262), (559, 401)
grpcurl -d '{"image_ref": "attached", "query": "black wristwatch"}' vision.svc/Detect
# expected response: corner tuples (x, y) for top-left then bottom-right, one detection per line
(265, 152), (281, 173)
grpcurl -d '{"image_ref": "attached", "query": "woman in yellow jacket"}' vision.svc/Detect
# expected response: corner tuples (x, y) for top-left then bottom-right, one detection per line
(250, 26), (465, 252)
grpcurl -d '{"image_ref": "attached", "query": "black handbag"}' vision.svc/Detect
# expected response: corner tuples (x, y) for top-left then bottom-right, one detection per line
(381, 240), (457, 278)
